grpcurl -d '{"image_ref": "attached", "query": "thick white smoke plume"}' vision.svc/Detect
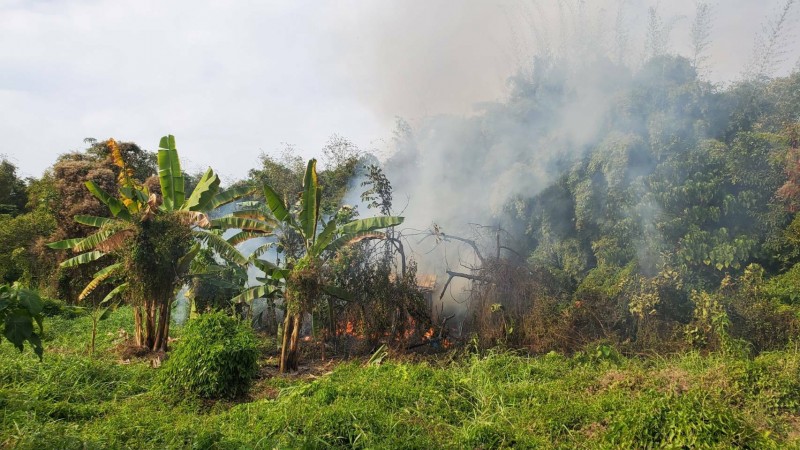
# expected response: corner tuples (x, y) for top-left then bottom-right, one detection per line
(342, 0), (800, 311)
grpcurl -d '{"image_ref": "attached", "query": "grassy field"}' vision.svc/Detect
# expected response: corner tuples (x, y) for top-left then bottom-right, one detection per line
(2, 308), (800, 449)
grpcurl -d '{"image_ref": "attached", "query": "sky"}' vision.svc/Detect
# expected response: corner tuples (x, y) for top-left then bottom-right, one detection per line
(1, 0), (797, 183)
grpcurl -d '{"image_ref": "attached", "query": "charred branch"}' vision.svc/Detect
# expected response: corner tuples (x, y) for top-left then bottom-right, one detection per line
(439, 233), (485, 265)
(440, 270), (493, 300)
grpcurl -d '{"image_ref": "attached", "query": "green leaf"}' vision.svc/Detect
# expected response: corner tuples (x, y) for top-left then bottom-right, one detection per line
(262, 184), (291, 223)
(229, 285), (278, 304)
(311, 219), (338, 257)
(192, 274), (244, 290)
(208, 184), (257, 210)
(85, 181), (130, 219)
(93, 263), (121, 279)
(99, 305), (117, 321)
(46, 238), (83, 250)
(60, 251), (106, 268)
(74, 215), (115, 227)
(17, 289), (43, 315)
(227, 231), (268, 246)
(339, 216), (404, 235)
(157, 134), (185, 211)
(119, 186), (147, 214)
(176, 244), (200, 276)
(249, 242), (275, 260)
(33, 314), (43, 334)
(194, 231), (247, 266)
(299, 159), (320, 240)
(322, 284), (353, 301)
(101, 283), (128, 305)
(252, 258), (278, 272)
(28, 332), (43, 360)
(252, 259), (289, 281)
(211, 216), (274, 233)
(182, 167), (221, 211)
(73, 229), (117, 252)
(4, 311), (33, 350)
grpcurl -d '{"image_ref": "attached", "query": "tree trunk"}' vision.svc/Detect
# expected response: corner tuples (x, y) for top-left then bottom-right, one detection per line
(145, 300), (157, 349)
(288, 313), (301, 369)
(152, 298), (171, 352)
(279, 311), (294, 373)
(328, 297), (336, 344)
(279, 311), (303, 373)
(133, 306), (144, 346)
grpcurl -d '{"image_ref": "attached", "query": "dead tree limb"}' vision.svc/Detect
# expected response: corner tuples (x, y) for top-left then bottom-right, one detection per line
(439, 233), (486, 266)
(387, 237), (406, 276)
(439, 270), (493, 300)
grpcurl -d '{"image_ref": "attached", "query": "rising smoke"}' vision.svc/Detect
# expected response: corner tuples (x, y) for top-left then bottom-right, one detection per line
(343, 0), (800, 310)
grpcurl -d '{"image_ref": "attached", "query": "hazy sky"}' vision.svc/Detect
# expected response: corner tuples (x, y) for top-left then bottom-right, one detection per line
(1, 0), (797, 182)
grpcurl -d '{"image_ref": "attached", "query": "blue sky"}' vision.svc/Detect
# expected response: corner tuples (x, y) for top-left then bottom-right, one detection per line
(1, 0), (796, 182)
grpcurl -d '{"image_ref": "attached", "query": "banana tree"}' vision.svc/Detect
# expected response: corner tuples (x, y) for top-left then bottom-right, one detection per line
(239, 159), (403, 372)
(48, 136), (263, 352)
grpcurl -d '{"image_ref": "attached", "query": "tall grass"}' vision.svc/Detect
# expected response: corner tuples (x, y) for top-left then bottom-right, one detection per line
(1, 308), (799, 448)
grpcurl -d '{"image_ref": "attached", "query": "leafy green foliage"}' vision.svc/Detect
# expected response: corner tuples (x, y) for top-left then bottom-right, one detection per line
(0, 208), (56, 285)
(187, 249), (249, 313)
(157, 312), (258, 399)
(0, 158), (28, 216)
(0, 283), (44, 359)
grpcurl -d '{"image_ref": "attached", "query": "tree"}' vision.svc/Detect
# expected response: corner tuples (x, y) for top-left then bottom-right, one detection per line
(48, 136), (258, 352)
(245, 159), (403, 372)
(0, 158), (28, 216)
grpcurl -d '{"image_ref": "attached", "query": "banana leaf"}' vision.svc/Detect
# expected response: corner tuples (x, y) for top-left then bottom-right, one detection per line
(182, 167), (221, 211)
(85, 181), (130, 219)
(60, 251), (106, 268)
(74, 215), (115, 228)
(157, 135), (185, 210)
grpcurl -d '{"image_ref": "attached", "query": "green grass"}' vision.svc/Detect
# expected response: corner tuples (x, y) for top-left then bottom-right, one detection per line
(1, 308), (800, 449)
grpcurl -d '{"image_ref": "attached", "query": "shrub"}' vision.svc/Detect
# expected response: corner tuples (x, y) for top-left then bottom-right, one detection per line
(158, 312), (258, 399)
(0, 283), (44, 359)
(40, 296), (83, 319)
(606, 390), (771, 448)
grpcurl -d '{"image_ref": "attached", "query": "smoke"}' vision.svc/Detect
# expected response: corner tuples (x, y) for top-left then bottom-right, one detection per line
(340, 0), (800, 313)
(326, 0), (796, 126)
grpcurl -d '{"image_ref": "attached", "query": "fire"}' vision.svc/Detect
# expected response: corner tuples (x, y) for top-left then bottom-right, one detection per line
(337, 321), (360, 337)
(423, 328), (435, 339)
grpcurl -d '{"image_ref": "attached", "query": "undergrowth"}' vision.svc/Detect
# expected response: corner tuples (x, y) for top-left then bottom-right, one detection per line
(1, 307), (799, 449)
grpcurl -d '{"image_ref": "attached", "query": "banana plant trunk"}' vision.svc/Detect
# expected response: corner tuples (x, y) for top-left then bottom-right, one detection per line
(153, 298), (171, 352)
(133, 298), (172, 352)
(280, 310), (302, 373)
(134, 306), (144, 346)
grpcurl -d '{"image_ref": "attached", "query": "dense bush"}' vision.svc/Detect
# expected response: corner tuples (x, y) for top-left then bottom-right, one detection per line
(158, 312), (258, 399)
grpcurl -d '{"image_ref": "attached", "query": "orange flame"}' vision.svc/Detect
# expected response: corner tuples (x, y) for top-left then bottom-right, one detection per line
(423, 328), (435, 339)
(338, 321), (360, 337)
